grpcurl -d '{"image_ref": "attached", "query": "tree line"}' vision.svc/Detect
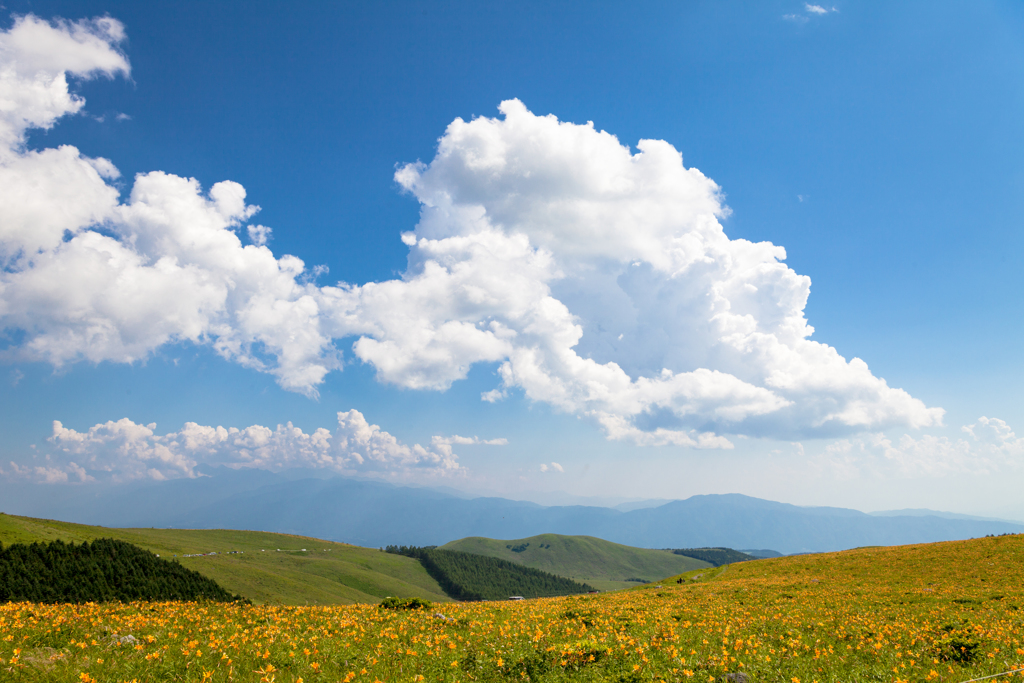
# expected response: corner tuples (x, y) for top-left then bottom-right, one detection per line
(0, 538), (245, 603)
(667, 547), (755, 567)
(385, 545), (594, 600)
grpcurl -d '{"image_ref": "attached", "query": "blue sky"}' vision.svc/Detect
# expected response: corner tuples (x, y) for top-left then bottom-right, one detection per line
(1, 1), (1022, 517)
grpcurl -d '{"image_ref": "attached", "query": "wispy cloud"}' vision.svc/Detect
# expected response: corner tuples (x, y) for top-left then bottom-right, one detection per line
(431, 434), (508, 459)
(539, 462), (564, 473)
(813, 417), (1024, 480)
(785, 4), (837, 22)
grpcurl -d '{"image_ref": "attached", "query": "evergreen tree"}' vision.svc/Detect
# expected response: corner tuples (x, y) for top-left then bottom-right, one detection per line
(385, 546), (594, 600)
(0, 538), (245, 604)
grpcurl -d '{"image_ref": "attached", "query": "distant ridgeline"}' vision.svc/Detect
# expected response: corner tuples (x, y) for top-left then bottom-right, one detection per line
(385, 545), (594, 600)
(667, 547), (756, 567)
(0, 538), (245, 603)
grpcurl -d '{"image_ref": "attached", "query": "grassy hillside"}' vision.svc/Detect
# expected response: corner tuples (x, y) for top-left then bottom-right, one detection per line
(0, 512), (448, 606)
(6, 534), (1024, 682)
(442, 533), (711, 590)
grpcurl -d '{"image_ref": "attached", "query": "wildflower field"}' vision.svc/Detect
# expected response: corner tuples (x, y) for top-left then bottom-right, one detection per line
(2, 534), (1022, 683)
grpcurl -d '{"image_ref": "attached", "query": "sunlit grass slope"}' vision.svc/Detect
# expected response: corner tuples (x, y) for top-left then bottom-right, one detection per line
(442, 533), (711, 590)
(0, 513), (449, 605)
(3, 534), (1024, 682)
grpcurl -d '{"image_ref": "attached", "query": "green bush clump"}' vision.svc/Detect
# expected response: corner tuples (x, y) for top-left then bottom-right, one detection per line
(379, 596), (433, 610)
(932, 634), (981, 663)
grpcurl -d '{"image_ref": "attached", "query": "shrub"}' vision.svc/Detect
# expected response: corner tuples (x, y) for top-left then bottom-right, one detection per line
(379, 596), (433, 610)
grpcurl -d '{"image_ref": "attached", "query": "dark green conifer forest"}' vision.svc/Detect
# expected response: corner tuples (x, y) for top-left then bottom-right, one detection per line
(667, 547), (755, 567)
(0, 538), (244, 603)
(385, 545), (594, 600)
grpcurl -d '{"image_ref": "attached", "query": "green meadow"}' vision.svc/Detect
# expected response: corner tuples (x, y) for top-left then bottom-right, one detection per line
(3, 533), (1024, 682)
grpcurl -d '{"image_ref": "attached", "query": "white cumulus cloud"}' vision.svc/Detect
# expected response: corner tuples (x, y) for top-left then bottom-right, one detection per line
(335, 99), (942, 443)
(0, 14), (128, 155)
(0, 16), (942, 448)
(3, 409), (473, 483)
(247, 224), (272, 246)
(0, 16), (336, 396)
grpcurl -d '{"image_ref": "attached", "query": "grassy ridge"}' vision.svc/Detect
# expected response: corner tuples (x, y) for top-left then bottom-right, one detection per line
(0, 513), (449, 605)
(442, 533), (711, 590)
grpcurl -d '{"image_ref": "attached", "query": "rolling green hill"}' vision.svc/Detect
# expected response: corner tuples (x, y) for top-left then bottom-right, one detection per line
(0, 513), (449, 606)
(441, 533), (712, 590)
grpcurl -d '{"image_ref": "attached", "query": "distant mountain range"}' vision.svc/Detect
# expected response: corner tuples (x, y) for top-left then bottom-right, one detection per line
(1, 468), (1021, 554)
(868, 509), (1022, 524)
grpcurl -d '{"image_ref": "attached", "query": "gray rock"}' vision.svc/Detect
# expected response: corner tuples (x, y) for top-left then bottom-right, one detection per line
(720, 673), (750, 683)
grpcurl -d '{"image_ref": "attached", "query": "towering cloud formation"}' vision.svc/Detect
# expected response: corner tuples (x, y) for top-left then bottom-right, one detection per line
(328, 101), (943, 443)
(0, 15), (943, 450)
